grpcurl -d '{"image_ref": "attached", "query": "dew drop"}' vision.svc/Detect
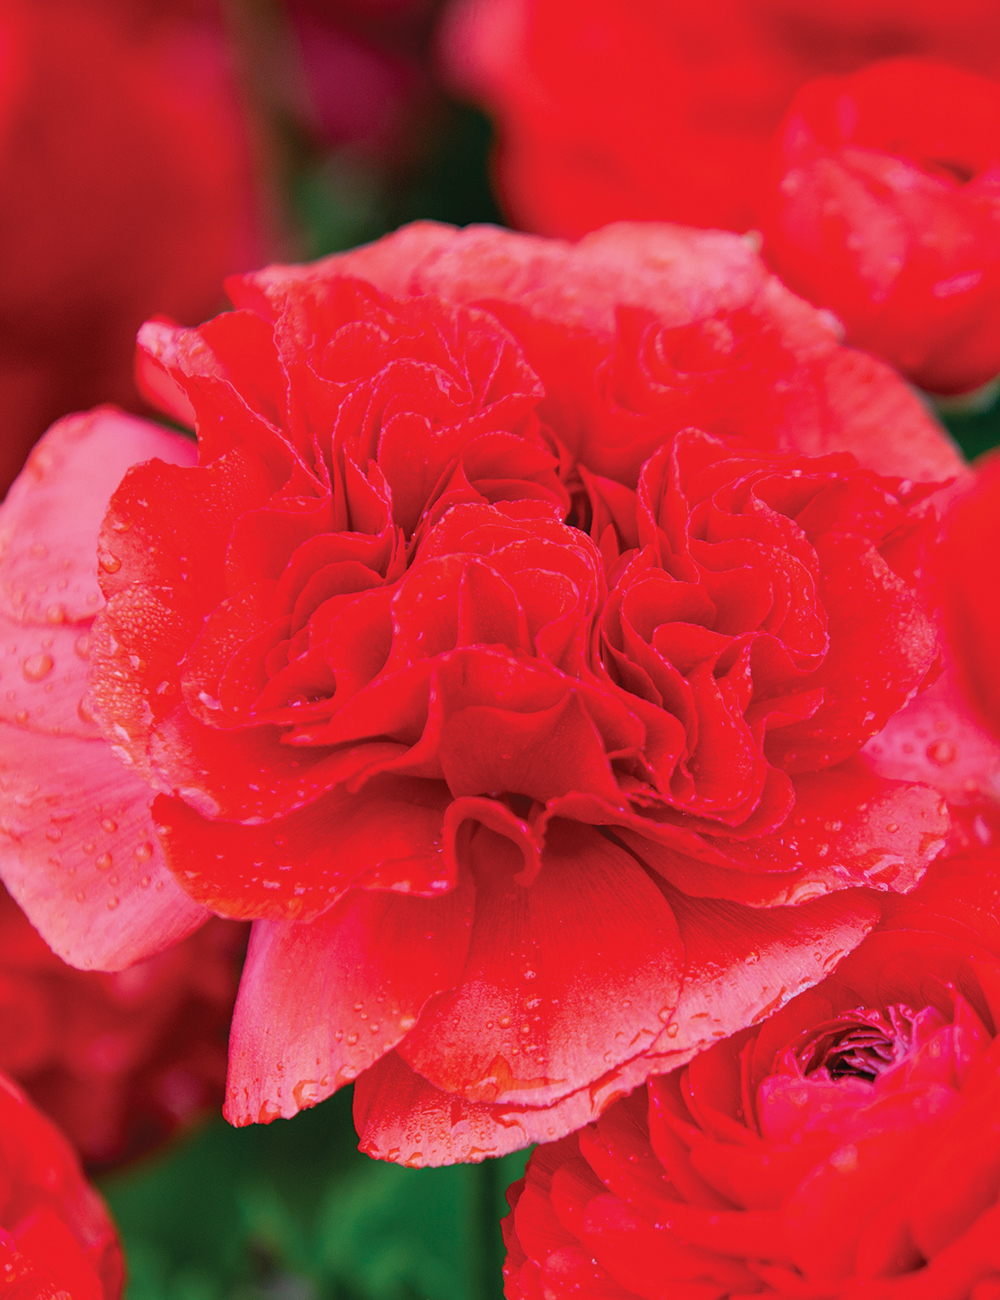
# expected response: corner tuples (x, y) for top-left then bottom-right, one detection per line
(44, 604), (66, 625)
(926, 739), (956, 766)
(134, 842), (153, 862)
(106, 897), (119, 909)
(96, 853), (113, 871)
(21, 653), (53, 682)
(97, 549), (121, 574)
(101, 818), (118, 834)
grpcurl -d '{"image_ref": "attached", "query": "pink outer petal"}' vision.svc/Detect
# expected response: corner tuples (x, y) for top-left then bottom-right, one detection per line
(252, 221), (817, 346)
(0, 408), (197, 626)
(353, 889), (879, 1165)
(224, 878), (475, 1126)
(861, 670), (1000, 813)
(0, 724), (208, 971)
(0, 610), (100, 739)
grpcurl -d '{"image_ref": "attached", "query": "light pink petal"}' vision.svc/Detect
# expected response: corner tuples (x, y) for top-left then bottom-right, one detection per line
(0, 724), (207, 970)
(0, 407), (197, 625)
(861, 670), (1000, 812)
(224, 879), (475, 1126)
(354, 889), (878, 1165)
(0, 610), (100, 739)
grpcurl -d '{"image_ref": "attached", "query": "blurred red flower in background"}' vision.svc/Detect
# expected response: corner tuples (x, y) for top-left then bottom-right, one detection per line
(0, 1071), (123, 1300)
(0, 0), (270, 495)
(441, 0), (1000, 240)
(760, 59), (1000, 395)
(0, 221), (976, 1166)
(283, 0), (439, 160)
(503, 846), (1000, 1299)
(0, 886), (245, 1168)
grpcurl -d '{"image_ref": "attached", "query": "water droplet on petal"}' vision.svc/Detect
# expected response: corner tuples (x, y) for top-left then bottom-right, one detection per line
(21, 653), (53, 682)
(926, 739), (956, 765)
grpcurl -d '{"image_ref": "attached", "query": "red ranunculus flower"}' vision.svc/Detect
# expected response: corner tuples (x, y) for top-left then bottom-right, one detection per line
(759, 59), (1000, 396)
(0, 0), (269, 494)
(0, 222), (972, 1166)
(0, 885), (245, 1168)
(0, 1071), (123, 1300)
(503, 846), (1000, 1299)
(440, 0), (1000, 240)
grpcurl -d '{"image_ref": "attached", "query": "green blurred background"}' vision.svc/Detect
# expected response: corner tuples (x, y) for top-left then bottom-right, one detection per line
(100, 1091), (528, 1300)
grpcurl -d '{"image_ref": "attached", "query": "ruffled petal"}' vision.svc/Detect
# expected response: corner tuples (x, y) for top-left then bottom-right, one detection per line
(624, 766), (949, 906)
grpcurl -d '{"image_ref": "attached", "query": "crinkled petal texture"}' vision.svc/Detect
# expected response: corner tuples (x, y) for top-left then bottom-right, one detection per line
(0, 884), (245, 1169)
(761, 59), (1000, 395)
(9, 222), (964, 1164)
(0, 1070), (123, 1300)
(264, 219), (964, 487)
(503, 847), (1000, 1300)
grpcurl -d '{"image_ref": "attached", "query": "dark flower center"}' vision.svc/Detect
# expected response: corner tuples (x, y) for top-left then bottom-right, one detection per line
(796, 1007), (916, 1083)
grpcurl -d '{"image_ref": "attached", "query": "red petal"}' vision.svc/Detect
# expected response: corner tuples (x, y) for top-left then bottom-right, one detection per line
(397, 822), (684, 1106)
(152, 776), (454, 920)
(0, 726), (207, 971)
(638, 766), (948, 905)
(354, 890), (877, 1165)
(225, 878), (474, 1124)
(806, 347), (964, 484)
